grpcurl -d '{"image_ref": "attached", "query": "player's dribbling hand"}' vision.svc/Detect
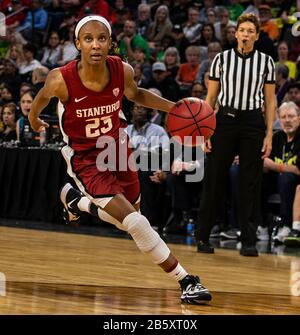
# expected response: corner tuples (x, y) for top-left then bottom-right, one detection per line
(29, 116), (50, 133)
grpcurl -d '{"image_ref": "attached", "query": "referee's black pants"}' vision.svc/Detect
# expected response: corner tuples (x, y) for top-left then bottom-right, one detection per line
(195, 109), (266, 246)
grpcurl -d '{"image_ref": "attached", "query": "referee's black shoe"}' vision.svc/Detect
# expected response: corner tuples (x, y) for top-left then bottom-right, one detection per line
(240, 245), (258, 257)
(60, 183), (82, 224)
(197, 241), (215, 253)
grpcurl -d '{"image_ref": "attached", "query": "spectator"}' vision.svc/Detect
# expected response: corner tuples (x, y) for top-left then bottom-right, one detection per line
(254, 29), (277, 60)
(148, 87), (164, 126)
(183, 6), (201, 45)
(206, 8), (217, 26)
(214, 7), (236, 42)
(199, 0), (215, 25)
(0, 102), (17, 141)
(147, 61), (180, 102)
(131, 61), (148, 88)
(31, 66), (58, 116)
(175, 45), (201, 97)
(19, 81), (34, 97)
(164, 147), (202, 235)
(170, 0), (192, 26)
(5, 44), (24, 66)
(0, 59), (22, 99)
(0, 84), (16, 107)
(59, 0), (82, 12)
(58, 11), (77, 42)
(40, 31), (62, 69)
(285, 82), (300, 109)
(227, 0), (244, 22)
(57, 24), (79, 66)
(191, 78), (207, 100)
(169, 23), (190, 63)
(258, 4), (279, 41)
(117, 20), (150, 62)
(150, 0), (173, 20)
(199, 23), (219, 47)
(16, 90), (38, 144)
(275, 64), (290, 106)
(16, 0), (48, 41)
(263, 102), (300, 243)
(163, 46), (180, 80)
(111, 7), (131, 38)
(77, 0), (110, 20)
(4, 27), (27, 51)
(136, 2), (152, 39)
(221, 25), (237, 50)
(5, 0), (26, 29)
(18, 43), (42, 81)
(242, 0), (261, 16)
(131, 46), (152, 85)
(276, 41), (297, 80)
(196, 42), (222, 85)
(146, 5), (173, 52)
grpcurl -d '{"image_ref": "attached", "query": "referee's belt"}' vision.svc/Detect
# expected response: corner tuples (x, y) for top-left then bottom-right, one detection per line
(219, 106), (262, 117)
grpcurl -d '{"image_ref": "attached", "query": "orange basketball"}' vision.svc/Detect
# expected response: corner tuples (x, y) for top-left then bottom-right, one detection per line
(166, 97), (216, 147)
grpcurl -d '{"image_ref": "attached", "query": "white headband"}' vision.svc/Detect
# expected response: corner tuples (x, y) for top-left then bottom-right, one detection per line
(75, 15), (112, 38)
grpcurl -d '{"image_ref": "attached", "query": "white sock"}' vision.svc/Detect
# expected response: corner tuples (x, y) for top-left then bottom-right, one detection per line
(77, 197), (91, 213)
(167, 263), (188, 281)
(292, 221), (300, 231)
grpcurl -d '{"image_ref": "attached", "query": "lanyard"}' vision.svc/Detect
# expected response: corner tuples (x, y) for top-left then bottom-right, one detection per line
(282, 142), (294, 162)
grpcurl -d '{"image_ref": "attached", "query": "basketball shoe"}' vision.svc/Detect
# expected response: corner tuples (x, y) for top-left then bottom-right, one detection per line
(284, 230), (300, 247)
(179, 275), (212, 304)
(60, 183), (82, 224)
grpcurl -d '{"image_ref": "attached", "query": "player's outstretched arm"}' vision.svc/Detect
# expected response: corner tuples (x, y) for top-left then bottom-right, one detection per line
(29, 68), (68, 132)
(123, 62), (175, 113)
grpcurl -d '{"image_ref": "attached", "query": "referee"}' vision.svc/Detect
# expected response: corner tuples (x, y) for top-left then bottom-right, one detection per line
(196, 13), (276, 257)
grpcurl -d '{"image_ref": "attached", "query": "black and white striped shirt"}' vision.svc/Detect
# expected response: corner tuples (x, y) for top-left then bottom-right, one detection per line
(209, 48), (275, 110)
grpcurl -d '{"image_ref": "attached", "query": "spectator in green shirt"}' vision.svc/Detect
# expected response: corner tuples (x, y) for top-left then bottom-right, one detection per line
(117, 20), (150, 62)
(227, 0), (244, 22)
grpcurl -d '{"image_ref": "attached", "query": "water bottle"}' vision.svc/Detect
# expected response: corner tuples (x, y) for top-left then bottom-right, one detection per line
(40, 128), (47, 147)
(24, 125), (31, 141)
(186, 218), (195, 236)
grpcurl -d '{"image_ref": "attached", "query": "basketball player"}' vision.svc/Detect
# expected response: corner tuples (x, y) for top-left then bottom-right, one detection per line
(28, 15), (211, 304)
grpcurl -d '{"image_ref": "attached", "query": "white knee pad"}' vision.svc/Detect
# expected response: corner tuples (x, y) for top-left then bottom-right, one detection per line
(122, 212), (170, 264)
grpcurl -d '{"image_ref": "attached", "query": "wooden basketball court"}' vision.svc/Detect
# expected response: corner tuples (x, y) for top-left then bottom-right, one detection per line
(0, 226), (299, 314)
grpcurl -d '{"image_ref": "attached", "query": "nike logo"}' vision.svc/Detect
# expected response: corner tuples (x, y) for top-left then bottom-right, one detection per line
(75, 96), (88, 103)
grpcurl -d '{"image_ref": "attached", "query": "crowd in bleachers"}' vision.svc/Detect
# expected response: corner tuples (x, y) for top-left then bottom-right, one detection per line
(0, 0), (300, 247)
